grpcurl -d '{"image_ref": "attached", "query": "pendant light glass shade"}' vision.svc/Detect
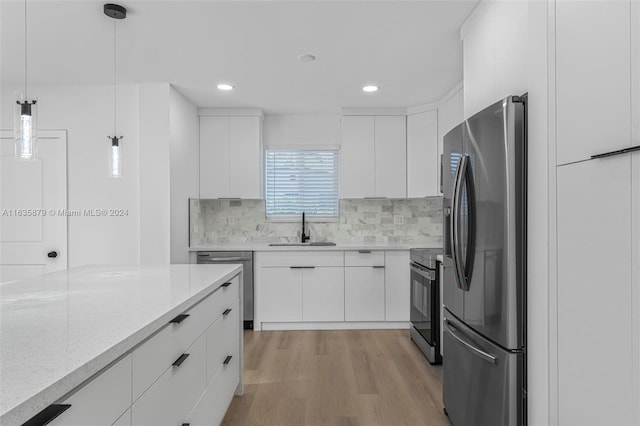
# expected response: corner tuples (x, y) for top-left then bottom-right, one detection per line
(15, 99), (37, 159)
(108, 136), (123, 177)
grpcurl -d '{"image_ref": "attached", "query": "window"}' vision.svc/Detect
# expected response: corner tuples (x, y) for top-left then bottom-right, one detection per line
(265, 149), (339, 221)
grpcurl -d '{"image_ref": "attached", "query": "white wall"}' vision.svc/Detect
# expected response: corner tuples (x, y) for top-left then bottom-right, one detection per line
(461, 0), (528, 118)
(263, 114), (340, 148)
(169, 86), (198, 264)
(138, 84), (171, 264)
(0, 84), (141, 267)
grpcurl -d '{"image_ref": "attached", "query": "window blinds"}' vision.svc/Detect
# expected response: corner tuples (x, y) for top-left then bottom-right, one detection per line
(265, 149), (339, 220)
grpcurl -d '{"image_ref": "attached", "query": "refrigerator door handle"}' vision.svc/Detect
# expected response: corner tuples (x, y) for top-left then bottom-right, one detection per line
(462, 155), (476, 290)
(444, 319), (497, 365)
(453, 155), (475, 291)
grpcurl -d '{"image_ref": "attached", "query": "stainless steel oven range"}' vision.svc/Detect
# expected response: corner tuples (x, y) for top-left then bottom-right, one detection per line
(410, 247), (442, 364)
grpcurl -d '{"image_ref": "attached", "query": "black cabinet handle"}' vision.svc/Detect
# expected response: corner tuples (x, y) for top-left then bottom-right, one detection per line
(289, 266), (315, 269)
(223, 355), (232, 365)
(591, 144), (640, 159)
(23, 404), (71, 426)
(47, 251), (58, 258)
(358, 250), (372, 254)
(221, 282), (232, 288)
(169, 314), (189, 324)
(223, 308), (232, 316)
(372, 265), (385, 269)
(182, 424), (190, 426)
(172, 353), (190, 367)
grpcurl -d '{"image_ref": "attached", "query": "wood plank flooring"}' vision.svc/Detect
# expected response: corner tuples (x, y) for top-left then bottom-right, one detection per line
(222, 329), (449, 426)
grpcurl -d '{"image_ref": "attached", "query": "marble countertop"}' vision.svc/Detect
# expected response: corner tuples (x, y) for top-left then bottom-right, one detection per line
(0, 264), (242, 426)
(189, 242), (441, 252)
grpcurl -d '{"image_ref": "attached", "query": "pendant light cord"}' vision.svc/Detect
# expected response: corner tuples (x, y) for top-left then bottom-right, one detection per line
(113, 19), (117, 136)
(24, 0), (28, 99)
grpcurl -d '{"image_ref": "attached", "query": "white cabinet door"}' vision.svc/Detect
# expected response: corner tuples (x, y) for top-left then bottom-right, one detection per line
(260, 267), (303, 322)
(556, 0), (631, 165)
(374, 116), (406, 198)
(384, 251), (409, 321)
(302, 267), (344, 321)
(557, 157), (634, 425)
(229, 116), (261, 199)
(463, 4), (495, 119)
(345, 267), (385, 321)
(132, 335), (207, 426)
(493, 0), (527, 102)
(50, 355), (132, 426)
(199, 116), (230, 199)
(407, 111), (438, 197)
(341, 116), (375, 198)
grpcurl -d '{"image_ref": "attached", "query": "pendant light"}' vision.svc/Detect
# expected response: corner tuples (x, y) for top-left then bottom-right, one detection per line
(104, 3), (126, 177)
(15, 0), (37, 160)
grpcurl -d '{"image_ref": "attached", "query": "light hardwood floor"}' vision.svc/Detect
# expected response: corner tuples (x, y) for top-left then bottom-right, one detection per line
(222, 329), (449, 426)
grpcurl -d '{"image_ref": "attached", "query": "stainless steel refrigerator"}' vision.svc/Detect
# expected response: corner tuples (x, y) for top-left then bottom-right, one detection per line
(442, 95), (527, 426)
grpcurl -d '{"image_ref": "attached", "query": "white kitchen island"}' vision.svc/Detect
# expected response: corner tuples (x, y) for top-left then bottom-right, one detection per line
(0, 264), (243, 426)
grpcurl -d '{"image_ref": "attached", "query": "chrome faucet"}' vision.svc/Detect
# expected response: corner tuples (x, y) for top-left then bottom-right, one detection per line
(301, 212), (310, 243)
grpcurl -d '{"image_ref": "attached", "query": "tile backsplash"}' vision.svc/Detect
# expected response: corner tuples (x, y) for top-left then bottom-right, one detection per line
(190, 198), (443, 246)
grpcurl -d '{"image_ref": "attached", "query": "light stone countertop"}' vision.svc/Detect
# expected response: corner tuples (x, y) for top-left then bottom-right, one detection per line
(0, 264), (242, 426)
(189, 242), (441, 252)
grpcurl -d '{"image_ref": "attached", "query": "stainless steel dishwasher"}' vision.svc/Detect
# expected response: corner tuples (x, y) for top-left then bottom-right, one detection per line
(197, 251), (254, 329)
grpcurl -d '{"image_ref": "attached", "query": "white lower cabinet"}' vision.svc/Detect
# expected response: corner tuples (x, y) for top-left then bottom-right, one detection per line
(260, 267), (303, 322)
(187, 344), (240, 426)
(37, 273), (243, 426)
(302, 267), (344, 321)
(49, 355), (133, 426)
(257, 250), (410, 328)
(131, 335), (207, 426)
(344, 267), (385, 321)
(384, 251), (410, 321)
(207, 299), (240, 385)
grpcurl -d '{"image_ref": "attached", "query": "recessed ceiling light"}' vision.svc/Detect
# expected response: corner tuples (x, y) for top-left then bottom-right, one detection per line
(363, 85), (379, 93)
(297, 54), (317, 63)
(217, 83), (234, 91)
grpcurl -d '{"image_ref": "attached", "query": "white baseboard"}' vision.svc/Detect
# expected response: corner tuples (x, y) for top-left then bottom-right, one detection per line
(257, 321), (410, 331)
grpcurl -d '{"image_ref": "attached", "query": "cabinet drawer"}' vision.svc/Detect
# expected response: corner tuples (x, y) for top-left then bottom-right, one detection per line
(131, 335), (206, 426)
(132, 289), (222, 400)
(206, 298), (240, 385)
(345, 250), (385, 267)
(49, 355), (132, 426)
(258, 251), (344, 267)
(219, 275), (240, 313)
(187, 341), (240, 426)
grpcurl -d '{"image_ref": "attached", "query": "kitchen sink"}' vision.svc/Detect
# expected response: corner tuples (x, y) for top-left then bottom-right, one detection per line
(268, 242), (336, 247)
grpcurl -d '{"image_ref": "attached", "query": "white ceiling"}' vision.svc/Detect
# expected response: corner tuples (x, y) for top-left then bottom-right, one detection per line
(0, 0), (478, 114)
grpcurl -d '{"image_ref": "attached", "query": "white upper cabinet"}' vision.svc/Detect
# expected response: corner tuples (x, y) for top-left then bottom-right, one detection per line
(199, 112), (263, 199)
(374, 116), (407, 198)
(341, 116), (376, 198)
(556, 0), (631, 165)
(341, 115), (406, 198)
(199, 116), (230, 199)
(407, 110), (438, 197)
(461, 0), (527, 119)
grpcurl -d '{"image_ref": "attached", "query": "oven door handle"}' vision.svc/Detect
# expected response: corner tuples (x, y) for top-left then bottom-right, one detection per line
(410, 263), (434, 280)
